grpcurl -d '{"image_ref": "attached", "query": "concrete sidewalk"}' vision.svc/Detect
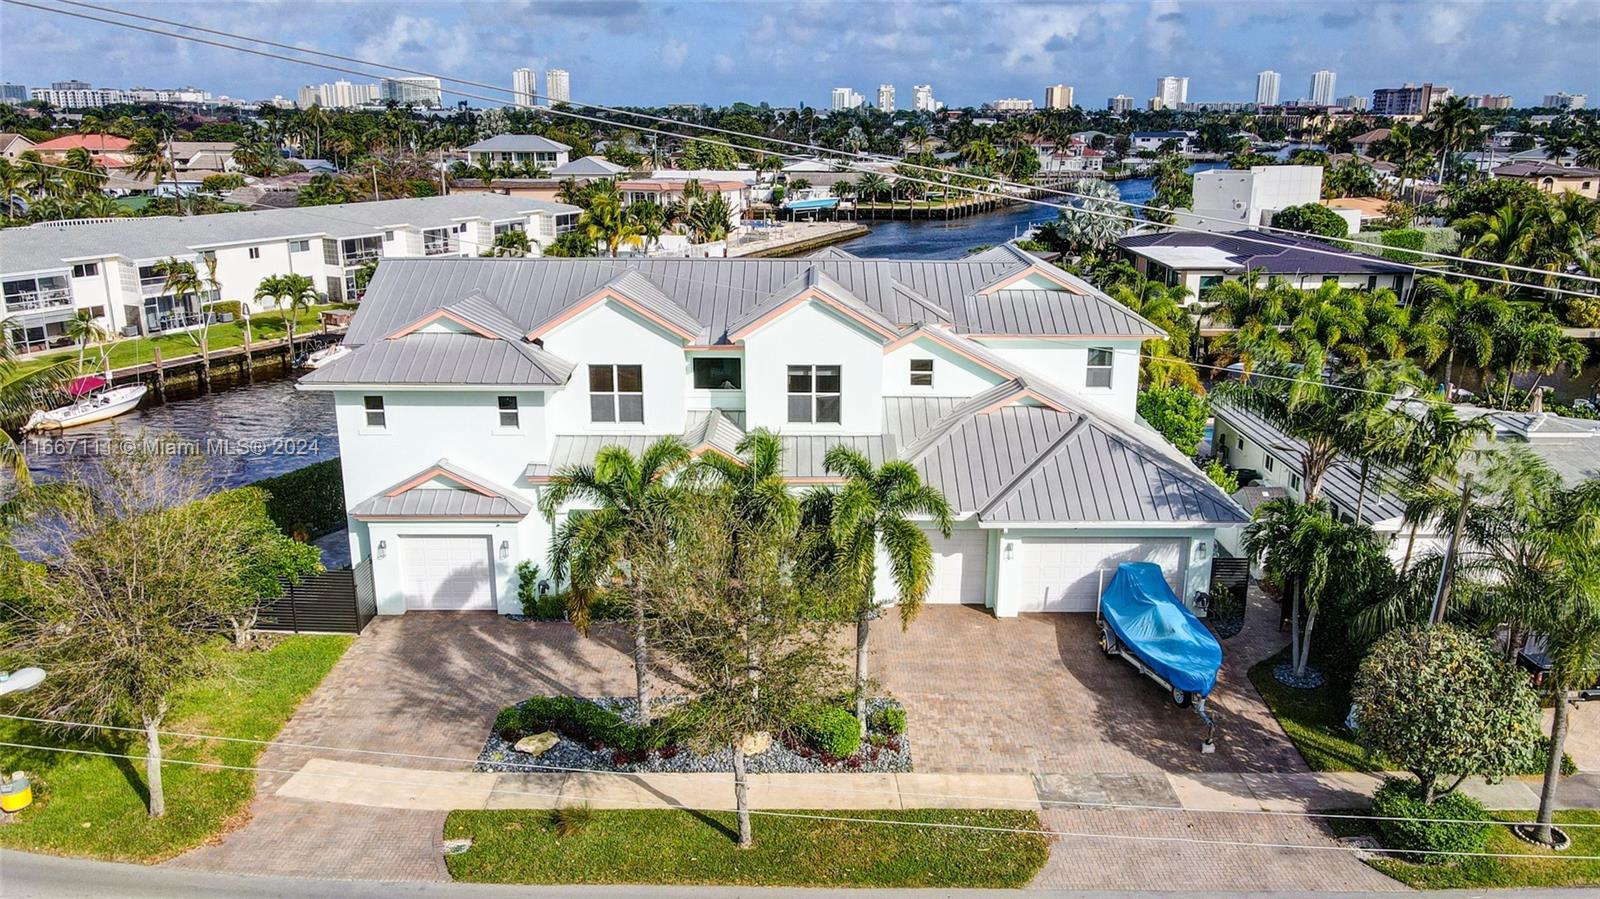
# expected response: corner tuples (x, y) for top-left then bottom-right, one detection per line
(273, 757), (1600, 814)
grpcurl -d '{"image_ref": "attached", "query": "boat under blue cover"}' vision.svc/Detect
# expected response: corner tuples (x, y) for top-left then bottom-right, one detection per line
(1100, 562), (1223, 697)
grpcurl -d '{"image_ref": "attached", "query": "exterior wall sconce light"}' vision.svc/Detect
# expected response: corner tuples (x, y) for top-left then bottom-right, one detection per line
(1003, 542), (1015, 561)
(499, 540), (510, 560)
(377, 540), (387, 560)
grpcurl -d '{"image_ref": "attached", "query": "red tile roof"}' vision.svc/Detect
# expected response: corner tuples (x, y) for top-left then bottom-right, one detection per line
(31, 133), (133, 153)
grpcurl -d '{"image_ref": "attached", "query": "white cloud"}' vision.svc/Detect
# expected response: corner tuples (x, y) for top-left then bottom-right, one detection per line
(354, 14), (473, 72)
(713, 54), (736, 75)
(659, 39), (689, 72)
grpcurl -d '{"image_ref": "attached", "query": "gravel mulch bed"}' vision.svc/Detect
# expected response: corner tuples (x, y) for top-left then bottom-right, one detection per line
(1272, 661), (1326, 689)
(474, 696), (912, 775)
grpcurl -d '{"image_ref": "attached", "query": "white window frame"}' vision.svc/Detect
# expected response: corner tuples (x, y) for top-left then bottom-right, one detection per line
(497, 395), (520, 430)
(362, 395), (386, 430)
(71, 262), (99, 278)
(247, 247), (261, 260)
(589, 364), (644, 424)
(787, 364), (842, 424)
(289, 239), (310, 253)
(909, 358), (934, 387)
(1264, 455), (1276, 473)
(1086, 347), (1114, 388)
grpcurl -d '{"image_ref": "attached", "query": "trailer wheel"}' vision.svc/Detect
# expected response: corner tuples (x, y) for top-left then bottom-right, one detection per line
(1101, 627), (1119, 657)
(1171, 686), (1193, 708)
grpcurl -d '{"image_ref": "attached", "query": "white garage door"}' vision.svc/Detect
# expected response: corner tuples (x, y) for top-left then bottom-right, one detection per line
(400, 536), (495, 610)
(923, 527), (989, 605)
(1017, 537), (1184, 612)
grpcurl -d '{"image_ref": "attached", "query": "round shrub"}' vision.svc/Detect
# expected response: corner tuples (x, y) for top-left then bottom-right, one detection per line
(795, 705), (861, 758)
(869, 705), (907, 736)
(1370, 777), (1491, 863)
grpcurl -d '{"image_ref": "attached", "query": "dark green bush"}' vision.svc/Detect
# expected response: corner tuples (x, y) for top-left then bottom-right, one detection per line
(508, 696), (648, 750)
(252, 459), (346, 539)
(516, 561), (546, 617)
(869, 706), (907, 736)
(795, 705), (861, 758)
(1379, 228), (1426, 264)
(1370, 777), (1491, 863)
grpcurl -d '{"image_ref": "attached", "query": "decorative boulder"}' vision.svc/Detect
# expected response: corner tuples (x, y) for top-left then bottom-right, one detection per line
(514, 731), (560, 756)
(739, 731), (772, 756)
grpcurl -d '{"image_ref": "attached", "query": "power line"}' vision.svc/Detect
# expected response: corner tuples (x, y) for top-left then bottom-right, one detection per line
(8, 0), (1599, 300)
(1, 737), (1593, 861)
(51, 0), (1600, 291)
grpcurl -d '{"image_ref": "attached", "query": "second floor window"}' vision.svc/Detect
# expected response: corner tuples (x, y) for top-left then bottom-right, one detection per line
(289, 239), (310, 253)
(248, 247), (261, 259)
(498, 395), (519, 428)
(1086, 348), (1114, 388)
(71, 262), (99, 278)
(693, 357), (742, 390)
(363, 395), (386, 428)
(910, 358), (934, 387)
(788, 364), (841, 424)
(590, 364), (644, 423)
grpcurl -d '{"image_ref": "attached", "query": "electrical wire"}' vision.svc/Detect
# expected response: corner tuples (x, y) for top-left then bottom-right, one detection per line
(8, 0), (1600, 300)
(48, 0), (1600, 290)
(1, 737), (1593, 861)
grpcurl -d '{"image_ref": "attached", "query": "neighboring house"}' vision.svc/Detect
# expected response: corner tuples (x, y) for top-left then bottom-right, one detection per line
(29, 133), (135, 168)
(549, 155), (629, 178)
(0, 194), (579, 352)
(1348, 128), (1391, 157)
(1131, 131), (1195, 153)
(1117, 229), (1414, 302)
(168, 141), (238, 174)
(617, 178), (749, 219)
(1213, 397), (1600, 563)
(1491, 161), (1600, 199)
(299, 246), (1245, 617)
(0, 132), (36, 160)
(288, 158), (339, 174)
(1320, 196), (1390, 230)
(463, 134), (572, 169)
(1175, 165), (1324, 232)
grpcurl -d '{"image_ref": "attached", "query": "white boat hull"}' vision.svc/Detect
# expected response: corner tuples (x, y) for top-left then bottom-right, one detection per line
(301, 345), (351, 370)
(23, 385), (148, 432)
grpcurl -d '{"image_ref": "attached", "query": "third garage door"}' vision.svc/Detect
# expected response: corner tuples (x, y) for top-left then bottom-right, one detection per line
(923, 527), (989, 605)
(1017, 537), (1184, 612)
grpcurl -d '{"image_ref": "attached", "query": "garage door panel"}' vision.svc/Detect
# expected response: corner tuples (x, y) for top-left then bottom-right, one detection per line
(1018, 537), (1183, 612)
(400, 536), (494, 610)
(923, 527), (988, 605)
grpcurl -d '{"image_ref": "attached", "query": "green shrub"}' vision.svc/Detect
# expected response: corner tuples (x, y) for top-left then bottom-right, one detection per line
(1204, 458), (1239, 493)
(795, 705), (861, 758)
(1271, 202), (1349, 239)
(869, 706), (907, 736)
(516, 561), (546, 617)
(1370, 777), (1491, 863)
(512, 696), (647, 750)
(251, 459), (346, 539)
(494, 706), (522, 735)
(1138, 386), (1208, 456)
(1208, 578), (1244, 621)
(1379, 228), (1425, 264)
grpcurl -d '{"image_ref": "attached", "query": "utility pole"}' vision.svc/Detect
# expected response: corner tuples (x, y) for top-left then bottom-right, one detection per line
(1428, 474), (1473, 625)
(371, 162), (380, 202)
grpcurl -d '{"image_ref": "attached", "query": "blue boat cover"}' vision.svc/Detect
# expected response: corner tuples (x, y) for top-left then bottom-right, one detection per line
(1100, 562), (1223, 697)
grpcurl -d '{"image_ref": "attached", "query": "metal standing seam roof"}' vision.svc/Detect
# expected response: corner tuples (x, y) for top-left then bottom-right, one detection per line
(527, 269), (704, 340)
(297, 332), (573, 387)
(351, 459), (534, 520)
(1118, 230), (1412, 276)
(549, 156), (630, 177)
(0, 194), (580, 276)
(725, 267), (901, 339)
(463, 134), (572, 153)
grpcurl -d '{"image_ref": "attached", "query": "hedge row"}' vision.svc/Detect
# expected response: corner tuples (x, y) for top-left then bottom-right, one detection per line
(252, 459), (346, 539)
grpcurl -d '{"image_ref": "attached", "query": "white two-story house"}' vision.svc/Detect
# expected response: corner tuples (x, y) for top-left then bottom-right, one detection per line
(299, 246), (1246, 617)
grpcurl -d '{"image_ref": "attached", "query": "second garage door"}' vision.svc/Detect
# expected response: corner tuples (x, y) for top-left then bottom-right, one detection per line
(1017, 537), (1184, 612)
(400, 535), (495, 611)
(923, 527), (989, 605)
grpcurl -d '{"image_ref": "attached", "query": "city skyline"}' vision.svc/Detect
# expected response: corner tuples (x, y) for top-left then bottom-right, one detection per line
(0, 1), (1593, 110)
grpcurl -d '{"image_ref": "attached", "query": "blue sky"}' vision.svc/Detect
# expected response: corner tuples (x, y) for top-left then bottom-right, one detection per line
(0, 1), (1594, 109)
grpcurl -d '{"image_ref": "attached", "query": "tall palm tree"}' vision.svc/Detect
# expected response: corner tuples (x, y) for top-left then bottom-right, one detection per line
(1413, 276), (1511, 397)
(152, 257), (202, 332)
(0, 158), (25, 219)
(1458, 203), (1540, 285)
(1204, 273), (1295, 372)
(126, 126), (176, 202)
(64, 309), (110, 374)
(0, 341), (75, 484)
(1421, 96), (1480, 185)
(579, 182), (641, 257)
(1107, 277), (1198, 388)
(541, 438), (693, 721)
(627, 200), (667, 254)
(59, 147), (107, 197)
(801, 447), (952, 736)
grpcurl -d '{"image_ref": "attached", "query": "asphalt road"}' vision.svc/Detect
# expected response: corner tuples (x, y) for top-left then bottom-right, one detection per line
(3, 850), (1596, 899)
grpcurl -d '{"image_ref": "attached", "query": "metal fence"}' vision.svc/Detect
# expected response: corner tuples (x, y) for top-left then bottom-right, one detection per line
(259, 558), (376, 634)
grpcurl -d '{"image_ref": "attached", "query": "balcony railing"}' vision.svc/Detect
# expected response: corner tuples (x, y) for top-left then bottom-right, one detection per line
(341, 249), (381, 266)
(422, 239), (459, 257)
(3, 287), (73, 312)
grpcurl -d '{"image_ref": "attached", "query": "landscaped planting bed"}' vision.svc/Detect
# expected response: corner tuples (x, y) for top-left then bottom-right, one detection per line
(475, 695), (912, 774)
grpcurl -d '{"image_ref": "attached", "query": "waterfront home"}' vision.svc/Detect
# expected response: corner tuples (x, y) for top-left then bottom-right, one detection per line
(0, 195), (579, 352)
(1130, 131), (1195, 153)
(1174, 165), (1324, 233)
(299, 247), (1244, 616)
(463, 134), (572, 170)
(1116, 229), (1414, 303)
(1490, 161), (1600, 199)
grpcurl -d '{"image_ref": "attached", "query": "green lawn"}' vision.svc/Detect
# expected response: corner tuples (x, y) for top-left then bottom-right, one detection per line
(444, 808), (1051, 888)
(1248, 649), (1384, 772)
(0, 635), (350, 862)
(16, 305), (347, 376)
(1329, 809), (1600, 889)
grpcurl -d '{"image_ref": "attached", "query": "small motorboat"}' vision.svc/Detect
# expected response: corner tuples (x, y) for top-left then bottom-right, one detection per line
(301, 343), (351, 370)
(22, 376), (148, 432)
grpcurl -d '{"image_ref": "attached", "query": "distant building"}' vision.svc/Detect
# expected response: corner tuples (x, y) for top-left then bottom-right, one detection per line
(1492, 161), (1599, 199)
(876, 84), (895, 113)
(0, 83), (28, 105)
(1130, 130), (1195, 153)
(1255, 71), (1280, 107)
(1308, 70), (1337, 106)
(1370, 82), (1451, 117)
(1044, 84), (1074, 109)
(1107, 94), (1135, 113)
(545, 69), (570, 104)
(30, 84), (126, 108)
(300, 80), (378, 110)
(911, 84), (939, 113)
(513, 68), (536, 108)
(830, 87), (864, 111)
(1543, 92), (1587, 110)
(1154, 75), (1188, 109)
(1119, 229), (1414, 303)
(380, 76), (443, 108)
(1466, 94), (1513, 110)
(1339, 94), (1370, 111)
(463, 134), (572, 170)
(125, 86), (211, 105)
(1173, 165), (1326, 234)
(991, 97), (1035, 112)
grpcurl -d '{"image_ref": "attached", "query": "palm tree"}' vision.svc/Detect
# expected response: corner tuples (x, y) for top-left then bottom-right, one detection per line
(627, 200), (667, 254)
(801, 447), (952, 736)
(303, 103), (332, 159)
(1107, 277), (1198, 388)
(0, 341), (75, 485)
(1204, 273), (1296, 373)
(540, 438), (693, 722)
(1458, 203), (1540, 285)
(1491, 305), (1588, 408)
(152, 257), (202, 331)
(1421, 96), (1480, 186)
(59, 147), (107, 197)
(0, 158), (25, 219)
(126, 126), (176, 202)
(579, 182), (641, 257)
(64, 309), (110, 373)
(1413, 276), (1511, 398)
(1393, 407), (1494, 572)
(856, 172), (889, 208)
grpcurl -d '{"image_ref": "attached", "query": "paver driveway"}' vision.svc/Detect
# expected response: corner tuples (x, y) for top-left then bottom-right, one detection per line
(176, 590), (1321, 885)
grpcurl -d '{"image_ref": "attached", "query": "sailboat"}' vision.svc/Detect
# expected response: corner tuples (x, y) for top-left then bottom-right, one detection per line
(22, 363), (147, 433)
